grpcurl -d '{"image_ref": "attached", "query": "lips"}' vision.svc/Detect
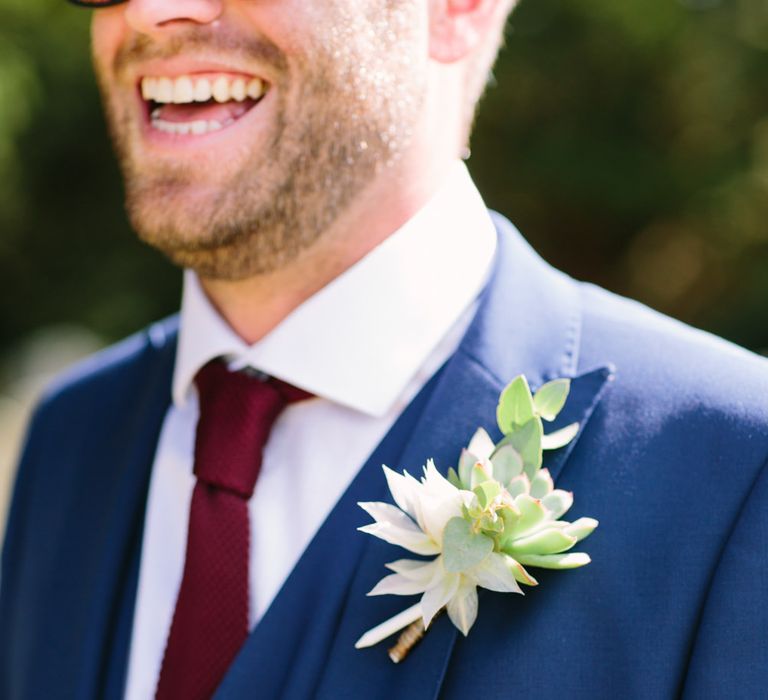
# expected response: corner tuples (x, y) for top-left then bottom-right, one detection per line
(140, 73), (269, 137)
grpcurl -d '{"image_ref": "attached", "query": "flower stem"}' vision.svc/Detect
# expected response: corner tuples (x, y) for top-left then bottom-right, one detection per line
(387, 607), (445, 663)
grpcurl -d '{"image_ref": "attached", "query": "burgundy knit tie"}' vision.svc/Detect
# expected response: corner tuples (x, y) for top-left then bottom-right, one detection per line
(155, 360), (312, 700)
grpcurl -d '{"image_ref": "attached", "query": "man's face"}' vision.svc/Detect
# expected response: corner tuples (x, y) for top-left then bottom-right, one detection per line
(91, 0), (428, 280)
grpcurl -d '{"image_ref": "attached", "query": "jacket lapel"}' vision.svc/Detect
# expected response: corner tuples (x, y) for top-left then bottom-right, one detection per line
(213, 364), (447, 700)
(216, 219), (614, 699)
(312, 355), (502, 700)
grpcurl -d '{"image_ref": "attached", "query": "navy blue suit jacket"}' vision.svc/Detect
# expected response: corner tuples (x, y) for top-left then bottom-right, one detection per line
(2, 216), (767, 699)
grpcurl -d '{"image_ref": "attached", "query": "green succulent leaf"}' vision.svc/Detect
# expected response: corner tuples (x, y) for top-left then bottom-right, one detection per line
(489, 444), (523, 485)
(465, 497), (482, 520)
(447, 467), (462, 489)
(479, 513), (504, 534)
(533, 379), (571, 421)
(541, 422), (579, 451)
(443, 517), (494, 573)
(507, 527), (577, 555)
(564, 517), (599, 542)
(529, 468), (554, 499)
(541, 489), (573, 520)
(496, 506), (520, 550)
(496, 375), (535, 433)
(506, 473), (531, 499)
(514, 552), (592, 569)
(458, 449), (478, 488)
(505, 494), (547, 541)
(469, 462), (491, 490)
(357, 372), (599, 648)
(473, 480), (501, 509)
(506, 417), (543, 478)
(507, 557), (539, 586)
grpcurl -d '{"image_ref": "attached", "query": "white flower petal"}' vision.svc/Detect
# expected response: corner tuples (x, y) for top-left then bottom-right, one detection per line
(467, 427), (495, 461)
(405, 471), (429, 532)
(420, 571), (460, 628)
(382, 466), (421, 520)
(422, 460), (460, 500)
(385, 558), (430, 575)
(470, 552), (524, 594)
(419, 490), (464, 545)
(355, 603), (423, 649)
(367, 572), (431, 597)
(410, 461), (467, 544)
(359, 501), (439, 554)
(385, 558), (441, 584)
(358, 522), (440, 555)
(358, 502), (438, 554)
(358, 501), (413, 528)
(446, 578), (478, 636)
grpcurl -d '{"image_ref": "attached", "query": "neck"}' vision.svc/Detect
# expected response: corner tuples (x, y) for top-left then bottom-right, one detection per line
(198, 157), (456, 345)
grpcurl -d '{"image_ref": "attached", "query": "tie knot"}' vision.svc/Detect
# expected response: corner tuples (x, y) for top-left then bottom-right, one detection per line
(193, 360), (312, 498)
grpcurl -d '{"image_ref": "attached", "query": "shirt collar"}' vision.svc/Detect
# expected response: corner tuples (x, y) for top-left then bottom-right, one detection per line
(173, 161), (497, 416)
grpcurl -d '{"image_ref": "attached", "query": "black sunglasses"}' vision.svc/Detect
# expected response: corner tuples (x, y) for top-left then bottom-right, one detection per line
(68, 0), (127, 6)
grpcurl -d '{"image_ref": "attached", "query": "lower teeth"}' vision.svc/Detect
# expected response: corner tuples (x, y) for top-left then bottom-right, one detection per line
(151, 116), (231, 136)
(149, 99), (253, 136)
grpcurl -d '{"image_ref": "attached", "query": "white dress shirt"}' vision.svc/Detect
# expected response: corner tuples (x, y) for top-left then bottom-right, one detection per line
(123, 163), (497, 700)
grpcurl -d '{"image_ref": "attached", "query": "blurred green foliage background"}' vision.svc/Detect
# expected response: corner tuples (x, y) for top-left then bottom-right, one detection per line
(2, 0), (768, 355)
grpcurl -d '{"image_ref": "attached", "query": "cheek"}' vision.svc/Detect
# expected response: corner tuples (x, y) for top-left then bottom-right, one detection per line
(90, 9), (126, 77)
(237, 0), (365, 61)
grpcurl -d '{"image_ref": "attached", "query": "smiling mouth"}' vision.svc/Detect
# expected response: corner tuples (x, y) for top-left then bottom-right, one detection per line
(140, 74), (268, 136)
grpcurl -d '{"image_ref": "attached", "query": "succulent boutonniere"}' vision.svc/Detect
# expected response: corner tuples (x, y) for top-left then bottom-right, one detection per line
(355, 375), (597, 661)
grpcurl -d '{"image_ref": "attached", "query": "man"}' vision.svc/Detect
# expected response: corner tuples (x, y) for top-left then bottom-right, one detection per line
(1, 0), (767, 698)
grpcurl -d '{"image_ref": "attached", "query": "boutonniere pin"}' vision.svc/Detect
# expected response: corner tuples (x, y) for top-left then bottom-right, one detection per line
(355, 375), (597, 662)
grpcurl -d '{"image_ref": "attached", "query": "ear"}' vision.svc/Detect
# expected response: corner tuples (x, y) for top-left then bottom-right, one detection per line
(428, 0), (505, 64)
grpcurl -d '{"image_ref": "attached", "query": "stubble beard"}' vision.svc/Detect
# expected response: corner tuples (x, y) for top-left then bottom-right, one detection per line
(98, 12), (426, 281)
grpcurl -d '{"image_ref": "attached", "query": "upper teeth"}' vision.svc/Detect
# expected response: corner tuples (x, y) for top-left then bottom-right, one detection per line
(141, 75), (267, 104)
